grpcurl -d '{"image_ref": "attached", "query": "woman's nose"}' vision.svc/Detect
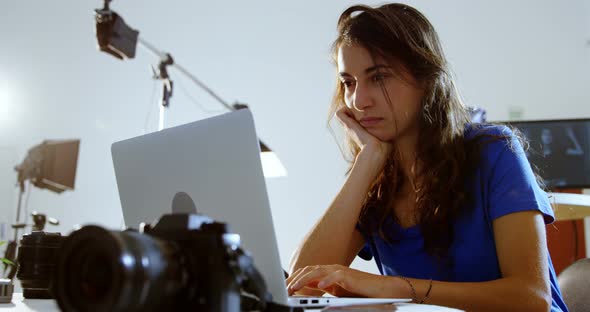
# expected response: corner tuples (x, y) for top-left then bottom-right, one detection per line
(352, 85), (373, 111)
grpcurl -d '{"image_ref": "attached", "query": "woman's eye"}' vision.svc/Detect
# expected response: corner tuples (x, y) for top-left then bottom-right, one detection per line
(371, 74), (387, 82)
(342, 80), (355, 88)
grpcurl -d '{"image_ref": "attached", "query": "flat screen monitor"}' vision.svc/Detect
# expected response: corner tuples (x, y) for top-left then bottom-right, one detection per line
(501, 119), (590, 190)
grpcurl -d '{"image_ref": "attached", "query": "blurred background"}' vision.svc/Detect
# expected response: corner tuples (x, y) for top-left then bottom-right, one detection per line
(0, 0), (589, 275)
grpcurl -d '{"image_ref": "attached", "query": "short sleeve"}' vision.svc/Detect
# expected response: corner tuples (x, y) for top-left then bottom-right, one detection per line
(358, 243), (373, 261)
(488, 128), (555, 224)
(355, 224), (373, 260)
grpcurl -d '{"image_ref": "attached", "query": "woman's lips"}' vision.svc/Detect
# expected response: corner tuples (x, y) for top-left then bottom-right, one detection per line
(359, 117), (384, 127)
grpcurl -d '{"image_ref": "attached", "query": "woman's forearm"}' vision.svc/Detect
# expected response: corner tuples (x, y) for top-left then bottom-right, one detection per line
(289, 150), (386, 272)
(390, 276), (551, 312)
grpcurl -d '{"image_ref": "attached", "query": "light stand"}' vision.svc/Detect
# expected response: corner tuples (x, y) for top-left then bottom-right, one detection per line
(2, 182), (26, 279)
(3, 140), (79, 279)
(13, 182), (26, 244)
(94, 0), (287, 177)
(136, 38), (237, 131)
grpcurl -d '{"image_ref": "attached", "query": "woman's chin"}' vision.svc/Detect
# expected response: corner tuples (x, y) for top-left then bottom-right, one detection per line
(369, 130), (394, 142)
(362, 125), (398, 142)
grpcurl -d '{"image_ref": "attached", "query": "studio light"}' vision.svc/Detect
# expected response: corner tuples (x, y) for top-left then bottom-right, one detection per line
(3, 139), (80, 279)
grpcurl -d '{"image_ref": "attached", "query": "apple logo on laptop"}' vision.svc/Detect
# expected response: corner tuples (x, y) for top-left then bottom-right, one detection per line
(171, 191), (198, 214)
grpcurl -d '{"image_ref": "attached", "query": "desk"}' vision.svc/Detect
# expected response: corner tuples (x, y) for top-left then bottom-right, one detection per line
(4, 293), (462, 311)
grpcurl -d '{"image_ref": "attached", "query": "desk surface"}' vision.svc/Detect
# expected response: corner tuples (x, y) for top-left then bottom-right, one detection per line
(4, 293), (462, 312)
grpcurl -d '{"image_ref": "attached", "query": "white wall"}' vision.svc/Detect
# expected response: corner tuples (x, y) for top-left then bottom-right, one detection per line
(0, 147), (16, 240)
(0, 0), (589, 276)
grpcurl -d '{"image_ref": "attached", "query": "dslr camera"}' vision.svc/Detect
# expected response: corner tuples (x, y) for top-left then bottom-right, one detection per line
(52, 213), (275, 312)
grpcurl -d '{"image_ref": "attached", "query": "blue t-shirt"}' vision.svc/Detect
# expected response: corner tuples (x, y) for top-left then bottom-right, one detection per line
(357, 124), (568, 312)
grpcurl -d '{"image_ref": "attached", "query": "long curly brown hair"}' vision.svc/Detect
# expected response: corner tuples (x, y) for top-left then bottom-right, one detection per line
(328, 3), (492, 259)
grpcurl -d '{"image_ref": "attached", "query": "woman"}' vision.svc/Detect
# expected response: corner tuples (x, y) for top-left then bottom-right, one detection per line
(287, 3), (568, 312)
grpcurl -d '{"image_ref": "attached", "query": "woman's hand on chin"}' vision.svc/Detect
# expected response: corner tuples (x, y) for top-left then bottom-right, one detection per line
(336, 106), (392, 174)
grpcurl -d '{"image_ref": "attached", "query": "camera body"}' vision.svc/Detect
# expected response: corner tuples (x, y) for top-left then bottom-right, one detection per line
(54, 214), (253, 312)
(16, 231), (64, 299)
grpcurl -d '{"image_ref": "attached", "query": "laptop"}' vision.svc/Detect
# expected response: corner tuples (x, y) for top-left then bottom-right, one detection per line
(111, 109), (410, 308)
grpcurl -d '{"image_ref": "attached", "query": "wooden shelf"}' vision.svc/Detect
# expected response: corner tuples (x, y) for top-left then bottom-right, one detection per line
(549, 192), (590, 221)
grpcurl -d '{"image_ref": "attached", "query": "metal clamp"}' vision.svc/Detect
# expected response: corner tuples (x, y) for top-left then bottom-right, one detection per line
(0, 279), (14, 304)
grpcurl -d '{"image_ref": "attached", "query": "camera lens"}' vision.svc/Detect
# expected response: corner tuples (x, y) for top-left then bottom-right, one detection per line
(68, 245), (115, 305)
(54, 225), (188, 312)
(16, 231), (64, 299)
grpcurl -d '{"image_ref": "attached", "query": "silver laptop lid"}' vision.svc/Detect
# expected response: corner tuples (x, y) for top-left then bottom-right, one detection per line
(111, 109), (288, 304)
